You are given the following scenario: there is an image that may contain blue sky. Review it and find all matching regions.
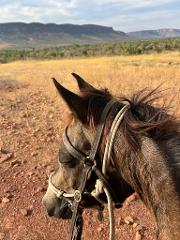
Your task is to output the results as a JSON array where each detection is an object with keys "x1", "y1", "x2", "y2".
[{"x1": 0, "y1": 0, "x2": 179, "y2": 31}]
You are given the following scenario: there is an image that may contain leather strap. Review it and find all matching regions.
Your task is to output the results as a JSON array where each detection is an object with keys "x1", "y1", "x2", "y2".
[
  {"x1": 68, "y1": 165, "x2": 92, "y2": 240},
  {"x1": 64, "y1": 99, "x2": 117, "y2": 240},
  {"x1": 89, "y1": 99, "x2": 117, "y2": 161},
  {"x1": 63, "y1": 127, "x2": 86, "y2": 161},
  {"x1": 62, "y1": 99, "x2": 117, "y2": 163}
]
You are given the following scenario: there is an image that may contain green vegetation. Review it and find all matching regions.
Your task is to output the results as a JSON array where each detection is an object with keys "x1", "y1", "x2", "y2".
[{"x1": 0, "y1": 38, "x2": 180, "y2": 63}]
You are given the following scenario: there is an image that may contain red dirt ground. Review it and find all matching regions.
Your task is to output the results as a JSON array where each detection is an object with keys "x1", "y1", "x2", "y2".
[{"x1": 0, "y1": 81, "x2": 157, "y2": 240}]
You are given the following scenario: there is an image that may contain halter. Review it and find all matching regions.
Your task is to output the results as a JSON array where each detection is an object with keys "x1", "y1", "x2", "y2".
[{"x1": 48, "y1": 99, "x2": 129, "y2": 240}]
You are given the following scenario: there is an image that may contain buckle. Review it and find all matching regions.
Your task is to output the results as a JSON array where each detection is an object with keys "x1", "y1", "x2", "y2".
[
  {"x1": 84, "y1": 156, "x2": 95, "y2": 167},
  {"x1": 74, "y1": 190, "x2": 82, "y2": 202}
]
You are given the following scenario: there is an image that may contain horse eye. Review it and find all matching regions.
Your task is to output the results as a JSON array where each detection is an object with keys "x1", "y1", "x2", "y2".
[
  {"x1": 62, "y1": 160, "x2": 76, "y2": 168},
  {"x1": 59, "y1": 152, "x2": 76, "y2": 168}
]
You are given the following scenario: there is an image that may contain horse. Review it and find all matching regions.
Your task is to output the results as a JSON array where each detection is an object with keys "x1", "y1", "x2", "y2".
[{"x1": 42, "y1": 73, "x2": 180, "y2": 240}]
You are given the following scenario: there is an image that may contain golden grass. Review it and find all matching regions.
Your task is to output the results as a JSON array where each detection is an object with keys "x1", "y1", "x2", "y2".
[{"x1": 0, "y1": 52, "x2": 179, "y2": 112}]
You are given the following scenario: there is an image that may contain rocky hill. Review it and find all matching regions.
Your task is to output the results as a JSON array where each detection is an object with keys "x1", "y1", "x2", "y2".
[
  {"x1": 127, "y1": 28, "x2": 180, "y2": 39},
  {"x1": 0, "y1": 22, "x2": 127, "y2": 48},
  {"x1": 0, "y1": 23, "x2": 179, "y2": 49}
]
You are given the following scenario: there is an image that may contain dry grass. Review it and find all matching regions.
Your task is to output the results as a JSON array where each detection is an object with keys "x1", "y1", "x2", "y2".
[
  {"x1": 0, "y1": 51, "x2": 179, "y2": 240},
  {"x1": 0, "y1": 51, "x2": 179, "y2": 114}
]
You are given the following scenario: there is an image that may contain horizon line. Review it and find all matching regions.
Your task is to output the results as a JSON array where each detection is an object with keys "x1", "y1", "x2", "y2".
[{"x1": 0, "y1": 21, "x2": 179, "y2": 33}]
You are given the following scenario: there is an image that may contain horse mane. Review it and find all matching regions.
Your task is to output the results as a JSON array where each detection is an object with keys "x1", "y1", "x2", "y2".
[
  {"x1": 120, "y1": 89, "x2": 179, "y2": 151},
  {"x1": 79, "y1": 87, "x2": 179, "y2": 152}
]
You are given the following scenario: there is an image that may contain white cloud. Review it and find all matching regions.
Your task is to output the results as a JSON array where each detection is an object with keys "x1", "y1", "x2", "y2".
[
  {"x1": 100, "y1": 9, "x2": 180, "y2": 31},
  {"x1": 0, "y1": 0, "x2": 179, "y2": 31},
  {"x1": 94, "y1": 0, "x2": 176, "y2": 8},
  {"x1": 0, "y1": 1, "x2": 78, "y2": 22},
  {"x1": 96, "y1": 0, "x2": 175, "y2": 6}
]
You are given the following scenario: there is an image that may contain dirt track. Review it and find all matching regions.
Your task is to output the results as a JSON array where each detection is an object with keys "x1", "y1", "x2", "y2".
[{"x1": 0, "y1": 80, "x2": 157, "y2": 240}]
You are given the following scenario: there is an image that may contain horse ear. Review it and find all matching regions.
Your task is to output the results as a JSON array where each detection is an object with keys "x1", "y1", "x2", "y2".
[
  {"x1": 71, "y1": 72, "x2": 96, "y2": 91},
  {"x1": 52, "y1": 78, "x2": 87, "y2": 122}
]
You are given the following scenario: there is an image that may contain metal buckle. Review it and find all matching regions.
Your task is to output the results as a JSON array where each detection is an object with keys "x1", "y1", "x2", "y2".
[
  {"x1": 84, "y1": 156, "x2": 95, "y2": 167},
  {"x1": 74, "y1": 190, "x2": 82, "y2": 202}
]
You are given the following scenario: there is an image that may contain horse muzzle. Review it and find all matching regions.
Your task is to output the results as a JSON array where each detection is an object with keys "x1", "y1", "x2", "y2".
[{"x1": 43, "y1": 196, "x2": 73, "y2": 219}]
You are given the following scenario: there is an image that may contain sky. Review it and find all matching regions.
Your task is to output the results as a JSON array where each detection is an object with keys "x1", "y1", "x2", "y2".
[{"x1": 0, "y1": 0, "x2": 180, "y2": 32}]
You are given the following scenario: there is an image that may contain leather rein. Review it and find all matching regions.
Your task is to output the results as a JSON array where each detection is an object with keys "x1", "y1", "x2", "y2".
[{"x1": 48, "y1": 99, "x2": 129, "y2": 240}]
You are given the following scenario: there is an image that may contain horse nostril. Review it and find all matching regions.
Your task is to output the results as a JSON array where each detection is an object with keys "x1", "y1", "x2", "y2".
[{"x1": 47, "y1": 208, "x2": 55, "y2": 217}]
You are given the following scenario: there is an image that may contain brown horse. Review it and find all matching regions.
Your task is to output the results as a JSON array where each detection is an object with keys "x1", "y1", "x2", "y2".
[{"x1": 42, "y1": 73, "x2": 180, "y2": 240}]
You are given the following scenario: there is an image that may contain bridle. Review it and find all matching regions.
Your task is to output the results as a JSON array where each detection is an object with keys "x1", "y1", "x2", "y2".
[{"x1": 48, "y1": 99, "x2": 129, "y2": 240}]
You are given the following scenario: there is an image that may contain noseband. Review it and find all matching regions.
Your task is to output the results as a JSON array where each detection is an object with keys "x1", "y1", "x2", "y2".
[{"x1": 48, "y1": 100, "x2": 129, "y2": 240}]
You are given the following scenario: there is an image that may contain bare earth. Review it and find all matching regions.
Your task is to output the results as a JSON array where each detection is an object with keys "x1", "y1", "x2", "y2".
[{"x1": 0, "y1": 79, "x2": 159, "y2": 240}]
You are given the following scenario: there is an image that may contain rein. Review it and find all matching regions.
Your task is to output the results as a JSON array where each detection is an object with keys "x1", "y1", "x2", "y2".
[{"x1": 48, "y1": 100, "x2": 129, "y2": 240}]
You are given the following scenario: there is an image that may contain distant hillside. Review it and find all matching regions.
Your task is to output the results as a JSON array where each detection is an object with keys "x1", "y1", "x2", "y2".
[
  {"x1": 0, "y1": 23, "x2": 180, "y2": 49},
  {"x1": 0, "y1": 22, "x2": 127, "y2": 48},
  {"x1": 128, "y1": 29, "x2": 180, "y2": 39}
]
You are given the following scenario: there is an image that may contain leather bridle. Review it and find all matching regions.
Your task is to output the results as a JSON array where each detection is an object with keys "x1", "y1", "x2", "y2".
[{"x1": 48, "y1": 99, "x2": 129, "y2": 240}]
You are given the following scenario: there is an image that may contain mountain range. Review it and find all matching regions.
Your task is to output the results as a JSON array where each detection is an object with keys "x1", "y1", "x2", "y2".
[
  {"x1": 128, "y1": 28, "x2": 180, "y2": 39},
  {"x1": 0, "y1": 22, "x2": 180, "y2": 49}
]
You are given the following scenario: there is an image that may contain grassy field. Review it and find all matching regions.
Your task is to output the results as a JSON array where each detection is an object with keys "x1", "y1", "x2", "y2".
[
  {"x1": 0, "y1": 52, "x2": 179, "y2": 88},
  {"x1": 0, "y1": 51, "x2": 179, "y2": 113}
]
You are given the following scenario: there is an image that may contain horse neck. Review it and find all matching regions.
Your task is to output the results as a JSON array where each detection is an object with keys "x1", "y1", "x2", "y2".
[{"x1": 112, "y1": 132, "x2": 180, "y2": 240}]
